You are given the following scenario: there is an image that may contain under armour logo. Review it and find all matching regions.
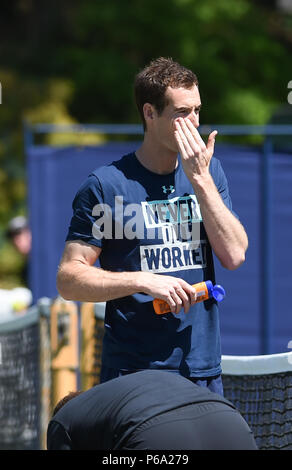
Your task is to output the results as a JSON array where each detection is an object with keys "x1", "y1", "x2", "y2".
[{"x1": 162, "y1": 185, "x2": 175, "y2": 194}]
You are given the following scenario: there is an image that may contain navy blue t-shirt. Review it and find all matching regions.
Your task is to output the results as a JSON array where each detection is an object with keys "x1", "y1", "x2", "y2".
[{"x1": 66, "y1": 152, "x2": 234, "y2": 377}]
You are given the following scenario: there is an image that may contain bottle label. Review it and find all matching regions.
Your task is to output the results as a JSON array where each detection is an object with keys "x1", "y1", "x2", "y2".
[
  {"x1": 196, "y1": 289, "x2": 208, "y2": 300},
  {"x1": 194, "y1": 282, "x2": 209, "y2": 302}
]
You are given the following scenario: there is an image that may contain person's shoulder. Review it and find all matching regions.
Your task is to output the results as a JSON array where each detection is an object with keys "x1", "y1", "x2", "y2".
[
  {"x1": 91, "y1": 152, "x2": 134, "y2": 179},
  {"x1": 74, "y1": 153, "x2": 134, "y2": 195}
]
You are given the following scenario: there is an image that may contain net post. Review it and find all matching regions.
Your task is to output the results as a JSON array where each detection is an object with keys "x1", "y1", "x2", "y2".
[
  {"x1": 80, "y1": 302, "x2": 97, "y2": 390},
  {"x1": 80, "y1": 302, "x2": 105, "y2": 389},
  {"x1": 50, "y1": 297, "x2": 79, "y2": 411},
  {"x1": 37, "y1": 297, "x2": 52, "y2": 450}
]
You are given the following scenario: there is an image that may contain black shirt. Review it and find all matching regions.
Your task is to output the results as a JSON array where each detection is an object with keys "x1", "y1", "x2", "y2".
[{"x1": 47, "y1": 370, "x2": 235, "y2": 450}]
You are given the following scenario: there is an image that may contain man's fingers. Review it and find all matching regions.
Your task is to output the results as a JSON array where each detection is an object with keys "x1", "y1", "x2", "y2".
[
  {"x1": 174, "y1": 121, "x2": 194, "y2": 156},
  {"x1": 179, "y1": 279, "x2": 197, "y2": 305},
  {"x1": 167, "y1": 283, "x2": 192, "y2": 314},
  {"x1": 175, "y1": 280, "x2": 197, "y2": 313},
  {"x1": 206, "y1": 130, "x2": 218, "y2": 154},
  {"x1": 174, "y1": 130, "x2": 187, "y2": 156},
  {"x1": 150, "y1": 274, "x2": 197, "y2": 314},
  {"x1": 184, "y1": 118, "x2": 206, "y2": 151},
  {"x1": 169, "y1": 287, "x2": 183, "y2": 314},
  {"x1": 176, "y1": 119, "x2": 201, "y2": 155},
  {"x1": 175, "y1": 286, "x2": 191, "y2": 314}
]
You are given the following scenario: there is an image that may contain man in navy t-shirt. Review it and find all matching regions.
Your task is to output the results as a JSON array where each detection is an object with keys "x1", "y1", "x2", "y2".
[{"x1": 57, "y1": 57, "x2": 248, "y2": 394}]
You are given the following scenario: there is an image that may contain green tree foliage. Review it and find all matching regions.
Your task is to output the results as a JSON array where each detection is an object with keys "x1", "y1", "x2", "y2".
[
  {"x1": 0, "y1": 0, "x2": 291, "y2": 286},
  {"x1": 45, "y1": 0, "x2": 291, "y2": 126}
]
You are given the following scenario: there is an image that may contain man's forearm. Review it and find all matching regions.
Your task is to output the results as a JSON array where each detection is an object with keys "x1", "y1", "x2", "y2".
[
  {"x1": 57, "y1": 259, "x2": 198, "y2": 313},
  {"x1": 57, "y1": 262, "x2": 141, "y2": 302},
  {"x1": 193, "y1": 174, "x2": 248, "y2": 270},
  {"x1": 174, "y1": 117, "x2": 247, "y2": 270}
]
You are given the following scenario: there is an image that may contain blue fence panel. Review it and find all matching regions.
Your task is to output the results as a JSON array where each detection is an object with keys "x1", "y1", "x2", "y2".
[
  {"x1": 272, "y1": 150, "x2": 292, "y2": 354},
  {"x1": 213, "y1": 144, "x2": 262, "y2": 355}
]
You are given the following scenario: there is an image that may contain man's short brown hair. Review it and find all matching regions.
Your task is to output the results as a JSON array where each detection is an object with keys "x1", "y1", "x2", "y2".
[
  {"x1": 52, "y1": 391, "x2": 83, "y2": 416},
  {"x1": 134, "y1": 57, "x2": 199, "y2": 130}
]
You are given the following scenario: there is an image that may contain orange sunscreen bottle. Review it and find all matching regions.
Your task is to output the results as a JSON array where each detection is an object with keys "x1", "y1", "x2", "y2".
[{"x1": 153, "y1": 280, "x2": 225, "y2": 315}]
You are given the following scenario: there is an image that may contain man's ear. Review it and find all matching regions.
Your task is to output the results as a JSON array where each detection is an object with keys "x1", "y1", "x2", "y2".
[{"x1": 143, "y1": 103, "x2": 155, "y2": 123}]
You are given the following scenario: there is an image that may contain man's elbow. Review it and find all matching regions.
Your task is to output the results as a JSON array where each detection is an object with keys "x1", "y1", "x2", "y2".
[
  {"x1": 221, "y1": 249, "x2": 246, "y2": 271},
  {"x1": 56, "y1": 266, "x2": 74, "y2": 300}
]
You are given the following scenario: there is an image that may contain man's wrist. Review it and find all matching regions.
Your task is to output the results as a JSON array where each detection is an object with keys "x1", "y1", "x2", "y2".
[
  {"x1": 190, "y1": 172, "x2": 215, "y2": 195},
  {"x1": 126, "y1": 271, "x2": 146, "y2": 294}
]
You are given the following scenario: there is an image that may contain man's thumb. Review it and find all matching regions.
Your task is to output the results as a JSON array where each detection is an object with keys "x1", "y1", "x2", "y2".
[{"x1": 207, "y1": 130, "x2": 218, "y2": 153}]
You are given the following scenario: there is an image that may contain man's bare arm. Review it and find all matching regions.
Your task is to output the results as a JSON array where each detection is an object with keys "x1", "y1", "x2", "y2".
[
  {"x1": 192, "y1": 175, "x2": 248, "y2": 270},
  {"x1": 174, "y1": 118, "x2": 248, "y2": 270},
  {"x1": 57, "y1": 240, "x2": 197, "y2": 313}
]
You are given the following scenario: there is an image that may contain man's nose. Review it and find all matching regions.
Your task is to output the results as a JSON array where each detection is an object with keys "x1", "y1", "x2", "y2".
[{"x1": 189, "y1": 111, "x2": 200, "y2": 128}]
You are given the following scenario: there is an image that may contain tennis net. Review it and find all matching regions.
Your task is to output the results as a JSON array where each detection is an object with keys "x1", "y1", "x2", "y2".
[
  {"x1": 89, "y1": 304, "x2": 292, "y2": 450},
  {"x1": 0, "y1": 299, "x2": 51, "y2": 450},
  {"x1": 221, "y1": 352, "x2": 292, "y2": 450}
]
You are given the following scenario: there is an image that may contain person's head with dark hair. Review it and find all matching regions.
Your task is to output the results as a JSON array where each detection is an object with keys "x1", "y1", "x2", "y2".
[
  {"x1": 134, "y1": 57, "x2": 199, "y2": 132},
  {"x1": 53, "y1": 391, "x2": 83, "y2": 416}
]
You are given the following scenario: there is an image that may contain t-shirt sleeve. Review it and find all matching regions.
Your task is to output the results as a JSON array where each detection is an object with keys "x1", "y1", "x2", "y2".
[
  {"x1": 65, "y1": 174, "x2": 105, "y2": 248},
  {"x1": 210, "y1": 158, "x2": 239, "y2": 219},
  {"x1": 47, "y1": 420, "x2": 72, "y2": 450}
]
